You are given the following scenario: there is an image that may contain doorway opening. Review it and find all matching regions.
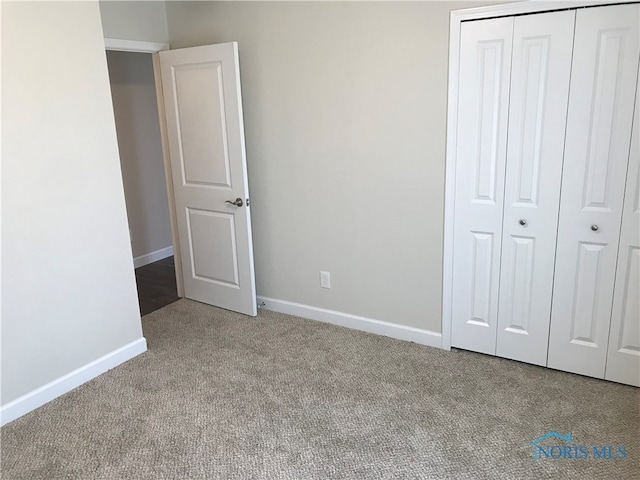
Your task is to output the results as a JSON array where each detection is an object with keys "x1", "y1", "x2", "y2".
[{"x1": 106, "y1": 48, "x2": 178, "y2": 315}]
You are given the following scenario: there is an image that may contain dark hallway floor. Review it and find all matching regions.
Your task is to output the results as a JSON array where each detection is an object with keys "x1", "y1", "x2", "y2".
[{"x1": 135, "y1": 256, "x2": 180, "y2": 316}]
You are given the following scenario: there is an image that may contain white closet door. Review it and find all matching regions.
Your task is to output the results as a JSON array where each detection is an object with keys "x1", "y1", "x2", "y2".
[
  {"x1": 451, "y1": 17, "x2": 514, "y2": 354},
  {"x1": 547, "y1": 4, "x2": 640, "y2": 378},
  {"x1": 495, "y1": 11, "x2": 575, "y2": 366},
  {"x1": 605, "y1": 83, "x2": 640, "y2": 387}
]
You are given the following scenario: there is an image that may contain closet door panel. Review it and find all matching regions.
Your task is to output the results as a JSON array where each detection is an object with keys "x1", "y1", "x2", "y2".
[
  {"x1": 451, "y1": 17, "x2": 514, "y2": 354},
  {"x1": 496, "y1": 11, "x2": 575, "y2": 366},
  {"x1": 548, "y1": 4, "x2": 640, "y2": 378},
  {"x1": 605, "y1": 84, "x2": 640, "y2": 387}
]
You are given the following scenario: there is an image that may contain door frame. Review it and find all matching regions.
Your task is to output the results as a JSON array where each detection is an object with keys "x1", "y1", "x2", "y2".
[
  {"x1": 104, "y1": 37, "x2": 185, "y2": 297},
  {"x1": 441, "y1": 0, "x2": 636, "y2": 350}
]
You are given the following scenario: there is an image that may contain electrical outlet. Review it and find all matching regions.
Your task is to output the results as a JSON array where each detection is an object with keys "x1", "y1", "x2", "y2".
[{"x1": 320, "y1": 271, "x2": 331, "y2": 289}]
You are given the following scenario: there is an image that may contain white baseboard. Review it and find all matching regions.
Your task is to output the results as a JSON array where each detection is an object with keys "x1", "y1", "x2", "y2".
[
  {"x1": 257, "y1": 296, "x2": 442, "y2": 349},
  {"x1": 133, "y1": 246, "x2": 173, "y2": 269},
  {"x1": 0, "y1": 337, "x2": 147, "y2": 426}
]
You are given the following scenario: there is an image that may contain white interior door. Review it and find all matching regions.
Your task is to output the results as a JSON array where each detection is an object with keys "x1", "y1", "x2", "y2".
[
  {"x1": 547, "y1": 4, "x2": 640, "y2": 378},
  {"x1": 495, "y1": 10, "x2": 575, "y2": 366},
  {"x1": 605, "y1": 82, "x2": 640, "y2": 387},
  {"x1": 158, "y1": 42, "x2": 257, "y2": 316},
  {"x1": 451, "y1": 17, "x2": 514, "y2": 355}
]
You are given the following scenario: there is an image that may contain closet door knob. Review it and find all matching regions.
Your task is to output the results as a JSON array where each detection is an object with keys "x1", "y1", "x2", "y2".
[
  {"x1": 591, "y1": 224, "x2": 599, "y2": 231},
  {"x1": 519, "y1": 219, "x2": 527, "y2": 226}
]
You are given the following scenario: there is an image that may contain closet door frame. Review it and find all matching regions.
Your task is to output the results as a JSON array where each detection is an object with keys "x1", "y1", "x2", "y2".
[{"x1": 442, "y1": 0, "x2": 638, "y2": 350}]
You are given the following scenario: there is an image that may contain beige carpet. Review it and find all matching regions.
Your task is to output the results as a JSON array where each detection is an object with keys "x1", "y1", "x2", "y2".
[{"x1": 1, "y1": 299, "x2": 639, "y2": 479}]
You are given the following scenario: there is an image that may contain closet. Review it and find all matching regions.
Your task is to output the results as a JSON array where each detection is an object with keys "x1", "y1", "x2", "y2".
[{"x1": 449, "y1": 3, "x2": 639, "y2": 386}]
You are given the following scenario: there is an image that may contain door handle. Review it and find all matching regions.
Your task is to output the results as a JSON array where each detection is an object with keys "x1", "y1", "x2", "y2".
[{"x1": 225, "y1": 198, "x2": 244, "y2": 207}]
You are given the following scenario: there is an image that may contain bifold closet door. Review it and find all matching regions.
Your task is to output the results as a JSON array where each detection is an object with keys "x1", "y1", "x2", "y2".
[
  {"x1": 495, "y1": 10, "x2": 575, "y2": 366},
  {"x1": 547, "y1": 4, "x2": 640, "y2": 379},
  {"x1": 605, "y1": 84, "x2": 640, "y2": 387},
  {"x1": 451, "y1": 12, "x2": 576, "y2": 358},
  {"x1": 450, "y1": 17, "x2": 514, "y2": 354}
]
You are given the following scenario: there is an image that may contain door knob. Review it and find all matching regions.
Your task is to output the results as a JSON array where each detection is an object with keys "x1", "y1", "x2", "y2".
[
  {"x1": 591, "y1": 224, "x2": 599, "y2": 231},
  {"x1": 225, "y1": 197, "x2": 244, "y2": 207},
  {"x1": 519, "y1": 219, "x2": 527, "y2": 226}
]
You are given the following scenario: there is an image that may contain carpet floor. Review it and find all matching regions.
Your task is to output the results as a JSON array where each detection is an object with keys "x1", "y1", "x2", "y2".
[{"x1": 1, "y1": 299, "x2": 639, "y2": 479}]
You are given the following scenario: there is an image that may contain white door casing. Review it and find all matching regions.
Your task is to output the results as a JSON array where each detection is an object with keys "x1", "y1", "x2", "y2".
[
  {"x1": 450, "y1": 17, "x2": 514, "y2": 355},
  {"x1": 159, "y1": 43, "x2": 257, "y2": 316},
  {"x1": 547, "y1": 4, "x2": 640, "y2": 378},
  {"x1": 605, "y1": 80, "x2": 640, "y2": 387},
  {"x1": 495, "y1": 11, "x2": 575, "y2": 366}
]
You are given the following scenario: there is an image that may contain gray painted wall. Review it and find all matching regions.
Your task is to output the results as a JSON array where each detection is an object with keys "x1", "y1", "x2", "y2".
[
  {"x1": 99, "y1": 0, "x2": 169, "y2": 43},
  {"x1": 2, "y1": 1, "x2": 144, "y2": 404},
  {"x1": 165, "y1": 1, "x2": 483, "y2": 332},
  {"x1": 107, "y1": 51, "x2": 173, "y2": 260}
]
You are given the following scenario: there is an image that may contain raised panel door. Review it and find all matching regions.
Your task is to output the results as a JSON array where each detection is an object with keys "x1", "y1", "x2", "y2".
[
  {"x1": 547, "y1": 4, "x2": 640, "y2": 378},
  {"x1": 605, "y1": 81, "x2": 640, "y2": 387},
  {"x1": 159, "y1": 43, "x2": 257, "y2": 316},
  {"x1": 451, "y1": 17, "x2": 514, "y2": 354},
  {"x1": 496, "y1": 11, "x2": 575, "y2": 366}
]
